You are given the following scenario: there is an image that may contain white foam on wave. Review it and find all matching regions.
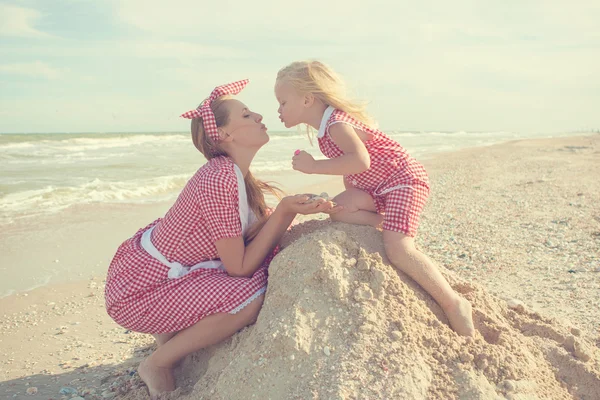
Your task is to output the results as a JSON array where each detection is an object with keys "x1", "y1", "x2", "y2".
[
  {"x1": 0, "y1": 141, "x2": 37, "y2": 150},
  {"x1": 0, "y1": 134, "x2": 187, "y2": 154},
  {"x1": 57, "y1": 134, "x2": 187, "y2": 151},
  {"x1": 0, "y1": 173, "x2": 191, "y2": 222}
]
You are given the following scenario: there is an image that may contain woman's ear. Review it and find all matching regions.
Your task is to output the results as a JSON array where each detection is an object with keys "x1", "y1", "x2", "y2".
[{"x1": 218, "y1": 128, "x2": 233, "y2": 142}]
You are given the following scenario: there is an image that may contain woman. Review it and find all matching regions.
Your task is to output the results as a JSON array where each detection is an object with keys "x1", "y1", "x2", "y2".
[{"x1": 104, "y1": 80, "x2": 335, "y2": 397}]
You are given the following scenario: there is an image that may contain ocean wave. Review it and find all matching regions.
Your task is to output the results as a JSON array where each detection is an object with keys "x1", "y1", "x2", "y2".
[
  {"x1": 0, "y1": 134, "x2": 189, "y2": 154},
  {"x1": 250, "y1": 160, "x2": 293, "y2": 173},
  {"x1": 266, "y1": 134, "x2": 305, "y2": 142},
  {"x1": 0, "y1": 174, "x2": 191, "y2": 220},
  {"x1": 1, "y1": 152, "x2": 126, "y2": 165},
  {"x1": 0, "y1": 141, "x2": 37, "y2": 150},
  {"x1": 57, "y1": 134, "x2": 187, "y2": 151}
]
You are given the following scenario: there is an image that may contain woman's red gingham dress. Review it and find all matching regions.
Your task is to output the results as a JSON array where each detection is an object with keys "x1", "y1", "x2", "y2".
[
  {"x1": 317, "y1": 107, "x2": 430, "y2": 237},
  {"x1": 104, "y1": 156, "x2": 270, "y2": 334}
]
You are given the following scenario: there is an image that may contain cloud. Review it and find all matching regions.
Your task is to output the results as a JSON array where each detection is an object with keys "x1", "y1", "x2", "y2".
[
  {"x1": 0, "y1": 61, "x2": 62, "y2": 79},
  {"x1": 112, "y1": 0, "x2": 415, "y2": 42},
  {"x1": 1, "y1": 1, "x2": 598, "y2": 133},
  {"x1": 117, "y1": 40, "x2": 249, "y2": 60},
  {"x1": 112, "y1": 0, "x2": 600, "y2": 47},
  {"x1": 0, "y1": 4, "x2": 49, "y2": 38}
]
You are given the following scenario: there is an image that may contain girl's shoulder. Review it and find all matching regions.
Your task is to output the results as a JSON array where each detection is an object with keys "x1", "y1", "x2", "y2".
[
  {"x1": 329, "y1": 108, "x2": 353, "y2": 123},
  {"x1": 329, "y1": 109, "x2": 375, "y2": 131},
  {"x1": 327, "y1": 109, "x2": 378, "y2": 140}
]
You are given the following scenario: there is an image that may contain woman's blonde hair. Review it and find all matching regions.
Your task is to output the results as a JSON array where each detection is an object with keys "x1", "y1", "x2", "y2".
[
  {"x1": 191, "y1": 96, "x2": 283, "y2": 243},
  {"x1": 276, "y1": 60, "x2": 375, "y2": 128}
]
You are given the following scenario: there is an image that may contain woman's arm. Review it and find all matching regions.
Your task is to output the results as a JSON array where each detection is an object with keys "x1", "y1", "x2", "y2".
[{"x1": 216, "y1": 196, "x2": 334, "y2": 278}]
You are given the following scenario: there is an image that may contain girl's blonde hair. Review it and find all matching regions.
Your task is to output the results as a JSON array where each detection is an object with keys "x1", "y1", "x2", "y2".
[
  {"x1": 276, "y1": 60, "x2": 375, "y2": 127},
  {"x1": 191, "y1": 96, "x2": 283, "y2": 243}
]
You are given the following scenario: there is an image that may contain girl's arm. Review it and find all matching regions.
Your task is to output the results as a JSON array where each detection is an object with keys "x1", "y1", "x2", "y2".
[
  {"x1": 343, "y1": 176, "x2": 354, "y2": 189},
  {"x1": 293, "y1": 123, "x2": 370, "y2": 176},
  {"x1": 216, "y1": 196, "x2": 334, "y2": 278}
]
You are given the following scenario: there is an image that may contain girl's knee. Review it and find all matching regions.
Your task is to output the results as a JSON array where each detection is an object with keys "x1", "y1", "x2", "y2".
[
  {"x1": 332, "y1": 192, "x2": 358, "y2": 212},
  {"x1": 333, "y1": 188, "x2": 375, "y2": 213},
  {"x1": 383, "y1": 235, "x2": 415, "y2": 264},
  {"x1": 385, "y1": 245, "x2": 409, "y2": 264}
]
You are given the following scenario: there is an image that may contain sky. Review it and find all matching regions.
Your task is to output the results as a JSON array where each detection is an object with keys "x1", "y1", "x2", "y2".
[{"x1": 0, "y1": 0, "x2": 599, "y2": 134}]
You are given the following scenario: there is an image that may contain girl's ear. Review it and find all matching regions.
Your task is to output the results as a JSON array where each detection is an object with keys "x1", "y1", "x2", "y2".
[{"x1": 304, "y1": 92, "x2": 315, "y2": 107}]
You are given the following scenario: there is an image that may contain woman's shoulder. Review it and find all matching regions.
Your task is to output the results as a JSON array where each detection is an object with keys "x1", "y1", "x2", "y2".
[
  {"x1": 194, "y1": 156, "x2": 237, "y2": 191},
  {"x1": 197, "y1": 156, "x2": 235, "y2": 175}
]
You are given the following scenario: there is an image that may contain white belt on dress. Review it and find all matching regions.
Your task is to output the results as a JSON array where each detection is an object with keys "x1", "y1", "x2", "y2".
[{"x1": 141, "y1": 225, "x2": 224, "y2": 279}]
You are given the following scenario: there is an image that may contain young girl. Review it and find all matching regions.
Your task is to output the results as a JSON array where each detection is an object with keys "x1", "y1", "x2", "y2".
[
  {"x1": 275, "y1": 62, "x2": 475, "y2": 336},
  {"x1": 105, "y1": 80, "x2": 335, "y2": 397}
]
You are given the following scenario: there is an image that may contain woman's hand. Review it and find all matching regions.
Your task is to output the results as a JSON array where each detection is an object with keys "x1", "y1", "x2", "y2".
[{"x1": 277, "y1": 194, "x2": 341, "y2": 215}]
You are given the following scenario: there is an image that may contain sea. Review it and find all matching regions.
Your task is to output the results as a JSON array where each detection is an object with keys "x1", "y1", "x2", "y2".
[{"x1": 0, "y1": 129, "x2": 585, "y2": 225}]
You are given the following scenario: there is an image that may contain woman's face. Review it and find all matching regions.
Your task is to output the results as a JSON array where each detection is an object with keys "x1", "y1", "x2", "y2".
[{"x1": 220, "y1": 99, "x2": 269, "y2": 148}]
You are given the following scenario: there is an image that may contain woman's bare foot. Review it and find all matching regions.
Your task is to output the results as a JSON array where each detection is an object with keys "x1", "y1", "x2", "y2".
[
  {"x1": 444, "y1": 296, "x2": 475, "y2": 336},
  {"x1": 152, "y1": 332, "x2": 176, "y2": 347},
  {"x1": 138, "y1": 356, "x2": 175, "y2": 399},
  {"x1": 151, "y1": 333, "x2": 186, "y2": 368}
]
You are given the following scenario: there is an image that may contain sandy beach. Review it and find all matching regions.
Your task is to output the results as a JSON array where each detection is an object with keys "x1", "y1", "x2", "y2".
[{"x1": 1, "y1": 135, "x2": 599, "y2": 399}]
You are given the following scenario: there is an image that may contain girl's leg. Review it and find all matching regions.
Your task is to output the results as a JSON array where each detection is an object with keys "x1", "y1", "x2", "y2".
[
  {"x1": 329, "y1": 188, "x2": 383, "y2": 228},
  {"x1": 139, "y1": 294, "x2": 264, "y2": 398},
  {"x1": 383, "y1": 230, "x2": 474, "y2": 336}
]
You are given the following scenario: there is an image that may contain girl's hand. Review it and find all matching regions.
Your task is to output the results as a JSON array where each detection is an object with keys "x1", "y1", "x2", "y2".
[
  {"x1": 292, "y1": 151, "x2": 316, "y2": 174},
  {"x1": 278, "y1": 194, "x2": 337, "y2": 215}
]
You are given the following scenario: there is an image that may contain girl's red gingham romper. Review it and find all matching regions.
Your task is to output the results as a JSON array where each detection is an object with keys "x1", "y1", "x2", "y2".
[
  {"x1": 317, "y1": 107, "x2": 430, "y2": 237},
  {"x1": 104, "y1": 156, "x2": 270, "y2": 334}
]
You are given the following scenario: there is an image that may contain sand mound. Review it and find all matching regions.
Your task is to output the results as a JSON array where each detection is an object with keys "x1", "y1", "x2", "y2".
[{"x1": 127, "y1": 221, "x2": 600, "y2": 400}]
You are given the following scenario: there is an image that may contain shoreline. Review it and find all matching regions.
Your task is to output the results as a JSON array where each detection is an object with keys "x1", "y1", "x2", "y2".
[{"x1": 1, "y1": 134, "x2": 599, "y2": 399}]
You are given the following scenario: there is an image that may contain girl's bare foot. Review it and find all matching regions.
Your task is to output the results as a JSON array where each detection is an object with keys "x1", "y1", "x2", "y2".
[
  {"x1": 138, "y1": 356, "x2": 175, "y2": 399},
  {"x1": 444, "y1": 296, "x2": 475, "y2": 336}
]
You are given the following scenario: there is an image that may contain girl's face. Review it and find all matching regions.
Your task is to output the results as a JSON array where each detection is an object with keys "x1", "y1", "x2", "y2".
[
  {"x1": 275, "y1": 80, "x2": 306, "y2": 128},
  {"x1": 221, "y1": 99, "x2": 269, "y2": 148}
]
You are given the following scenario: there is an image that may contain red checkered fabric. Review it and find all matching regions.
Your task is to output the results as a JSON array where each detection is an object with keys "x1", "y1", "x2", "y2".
[
  {"x1": 180, "y1": 79, "x2": 249, "y2": 143},
  {"x1": 104, "y1": 156, "x2": 271, "y2": 334},
  {"x1": 318, "y1": 109, "x2": 430, "y2": 236},
  {"x1": 372, "y1": 180, "x2": 430, "y2": 236}
]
